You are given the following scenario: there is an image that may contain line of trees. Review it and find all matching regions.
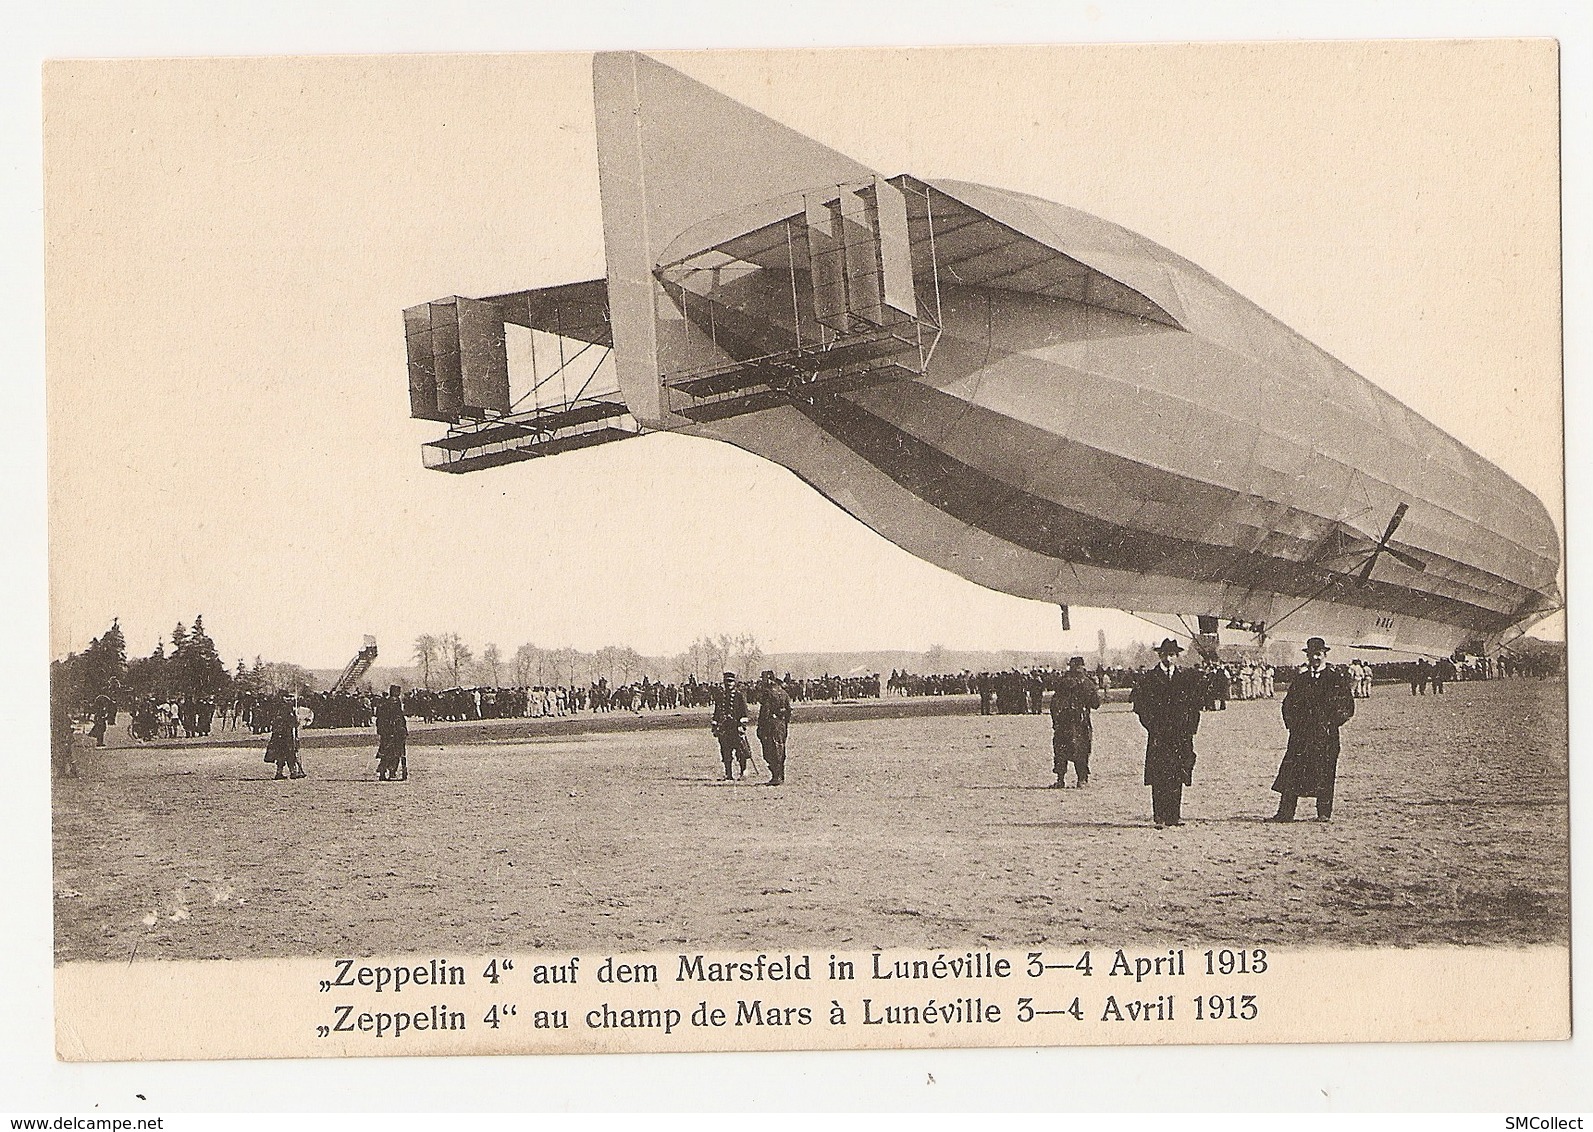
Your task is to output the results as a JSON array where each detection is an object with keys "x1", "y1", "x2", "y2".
[
  {"x1": 51, "y1": 616, "x2": 324, "y2": 711},
  {"x1": 54, "y1": 618, "x2": 772, "y2": 710},
  {"x1": 680, "y1": 633, "x2": 764, "y2": 682},
  {"x1": 407, "y1": 631, "x2": 765, "y2": 690},
  {"x1": 53, "y1": 616, "x2": 237, "y2": 709},
  {"x1": 235, "y1": 657, "x2": 320, "y2": 697}
]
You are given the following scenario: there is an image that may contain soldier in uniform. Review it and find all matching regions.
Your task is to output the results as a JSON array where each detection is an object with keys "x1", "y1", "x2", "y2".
[
  {"x1": 1049, "y1": 656, "x2": 1101, "y2": 788},
  {"x1": 1269, "y1": 637, "x2": 1355, "y2": 821},
  {"x1": 374, "y1": 684, "x2": 408, "y2": 781},
  {"x1": 755, "y1": 670, "x2": 793, "y2": 786},
  {"x1": 1131, "y1": 638, "x2": 1202, "y2": 828},
  {"x1": 710, "y1": 671, "x2": 753, "y2": 780}
]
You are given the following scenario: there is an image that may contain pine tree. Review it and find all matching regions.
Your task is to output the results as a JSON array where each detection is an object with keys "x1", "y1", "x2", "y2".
[
  {"x1": 77, "y1": 618, "x2": 128, "y2": 705},
  {"x1": 172, "y1": 614, "x2": 229, "y2": 697},
  {"x1": 125, "y1": 638, "x2": 168, "y2": 701}
]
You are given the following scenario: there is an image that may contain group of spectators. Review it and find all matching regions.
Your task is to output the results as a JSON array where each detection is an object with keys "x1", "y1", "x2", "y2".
[
  {"x1": 267, "y1": 672, "x2": 885, "y2": 728},
  {"x1": 955, "y1": 664, "x2": 1277, "y2": 717},
  {"x1": 886, "y1": 666, "x2": 1151, "y2": 699},
  {"x1": 86, "y1": 645, "x2": 1562, "y2": 747},
  {"x1": 349, "y1": 673, "x2": 889, "y2": 723},
  {"x1": 785, "y1": 673, "x2": 883, "y2": 701},
  {"x1": 1386, "y1": 652, "x2": 1553, "y2": 687},
  {"x1": 121, "y1": 694, "x2": 218, "y2": 741},
  {"x1": 886, "y1": 671, "x2": 975, "y2": 697},
  {"x1": 1196, "y1": 662, "x2": 1279, "y2": 708}
]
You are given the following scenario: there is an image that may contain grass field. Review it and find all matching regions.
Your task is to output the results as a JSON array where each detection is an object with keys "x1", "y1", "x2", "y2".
[{"x1": 52, "y1": 678, "x2": 1568, "y2": 961}]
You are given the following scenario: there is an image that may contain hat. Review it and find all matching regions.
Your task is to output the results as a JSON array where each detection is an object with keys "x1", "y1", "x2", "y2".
[
  {"x1": 760, "y1": 669, "x2": 776, "y2": 679},
  {"x1": 1303, "y1": 637, "x2": 1330, "y2": 654},
  {"x1": 722, "y1": 670, "x2": 737, "y2": 679},
  {"x1": 1068, "y1": 656, "x2": 1086, "y2": 668},
  {"x1": 1154, "y1": 638, "x2": 1184, "y2": 656},
  {"x1": 389, "y1": 684, "x2": 402, "y2": 696}
]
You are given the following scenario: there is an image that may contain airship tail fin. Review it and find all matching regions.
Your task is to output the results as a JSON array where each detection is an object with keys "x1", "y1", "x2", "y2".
[{"x1": 593, "y1": 51, "x2": 876, "y2": 426}]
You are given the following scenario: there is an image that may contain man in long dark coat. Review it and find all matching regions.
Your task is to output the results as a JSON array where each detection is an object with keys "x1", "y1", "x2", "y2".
[
  {"x1": 710, "y1": 671, "x2": 752, "y2": 780},
  {"x1": 89, "y1": 693, "x2": 114, "y2": 747},
  {"x1": 1270, "y1": 637, "x2": 1355, "y2": 821},
  {"x1": 374, "y1": 685, "x2": 408, "y2": 781},
  {"x1": 1050, "y1": 656, "x2": 1101, "y2": 788},
  {"x1": 1132, "y1": 638, "x2": 1202, "y2": 827},
  {"x1": 266, "y1": 692, "x2": 305, "y2": 780},
  {"x1": 755, "y1": 670, "x2": 793, "y2": 786}
]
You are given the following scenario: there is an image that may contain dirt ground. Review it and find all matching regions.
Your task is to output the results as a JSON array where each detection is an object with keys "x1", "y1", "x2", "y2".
[{"x1": 52, "y1": 678, "x2": 1568, "y2": 962}]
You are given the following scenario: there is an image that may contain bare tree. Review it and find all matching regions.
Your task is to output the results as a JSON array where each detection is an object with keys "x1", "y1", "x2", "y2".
[
  {"x1": 439, "y1": 633, "x2": 473, "y2": 687},
  {"x1": 548, "y1": 646, "x2": 581, "y2": 687},
  {"x1": 729, "y1": 632, "x2": 763, "y2": 679},
  {"x1": 687, "y1": 635, "x2": 727, "y2": 680},
  {"x1": 412, "y1": 634, "x2": 440, "y2": 690},
  {"x1": 257, "y1": 661, "x2": 318, "y2": 695},
  {"x1": 680, "y1": 638, "x2": 709, "y2": 681},
  {"x1": 512, "y1": 643, "x2": 539, "y2": 687},
  {"x1": 480, "y1": 642, "x2": 503, "y2": 686}
]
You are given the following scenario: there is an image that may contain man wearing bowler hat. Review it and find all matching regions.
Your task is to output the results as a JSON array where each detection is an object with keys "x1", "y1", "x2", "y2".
[
  {"x1": 1132, "y1": 638, "x2": 1203, "y2": 827},
  {"x1": 1050, "y1": 656, "x2": 1101, "y2": 788},
  {"x1": 1269, "y1": 636, "x2": 1355, "y2": 821}
]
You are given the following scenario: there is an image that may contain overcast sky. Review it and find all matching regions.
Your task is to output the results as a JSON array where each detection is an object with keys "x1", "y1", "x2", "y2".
[{"x1": 44, "y1": 42, "x2": 1563, "y2": 668}]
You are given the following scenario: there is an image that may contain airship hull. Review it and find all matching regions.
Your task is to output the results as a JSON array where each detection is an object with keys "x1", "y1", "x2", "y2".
[{"x1": 680, "y1": 262, "x2": 1559, "y2": 657}]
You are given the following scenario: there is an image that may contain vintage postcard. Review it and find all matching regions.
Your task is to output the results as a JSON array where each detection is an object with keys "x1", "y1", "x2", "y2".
[{"x1": 44, "y1": 41, "x2": 1566, "y2": 1061}]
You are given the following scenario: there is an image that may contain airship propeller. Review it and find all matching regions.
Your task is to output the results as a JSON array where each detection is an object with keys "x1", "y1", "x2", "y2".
[{"x1": 1355, "y1": 503, "x2": 1427, "y2": 586}]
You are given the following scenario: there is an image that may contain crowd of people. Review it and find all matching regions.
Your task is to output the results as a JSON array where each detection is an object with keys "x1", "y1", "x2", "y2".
[
  {"x1": 101, "y1": 649, "x2": 1550, "y2": 740},
  {"x1": 1380, "y1": 653, "x2": 1547, "y2": 693},
  {"x1": 879, "y1": 663, "x2": 1281, "y2": 717},
  {"x1": 82, "y1": 692, "x2": 221, "y2": 745},
  {"x1": 261, "y1": 672, "x2": 891, "y2": 729}
]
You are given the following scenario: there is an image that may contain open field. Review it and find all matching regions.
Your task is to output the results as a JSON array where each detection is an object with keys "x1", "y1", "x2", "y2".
[{"x1": 53, "y1": 678, "x2": 1567, "y2": 961}]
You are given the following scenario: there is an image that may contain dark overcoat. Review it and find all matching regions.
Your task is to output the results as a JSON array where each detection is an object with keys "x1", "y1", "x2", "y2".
[
  {"x1": 1272, "y1": 664, "x2": 1355, "y2": 796},
  {"x1": 374, "y1": 696, "x2": 408, "y2": 768},
  {"x1": 1049, "y1": 671, "x2": 1101, "y2": 756},
  {"x1": 266, "y1": 701, "x2": 300, "y2": 763},
  {"x1": 1132, "y1": 665, "x2": 1201, "y2": 787},
  {"x1": 756, "y1": 684, "x2": 792, "y2": 742},
  {"x1": 710, "y1": 686, "x2": 749, "y2": 736}
]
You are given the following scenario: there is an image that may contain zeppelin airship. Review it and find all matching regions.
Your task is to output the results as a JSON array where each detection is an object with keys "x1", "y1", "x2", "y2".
[{"x1": 402, "y1": 52, "x2": 1561, "y2": 659}]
